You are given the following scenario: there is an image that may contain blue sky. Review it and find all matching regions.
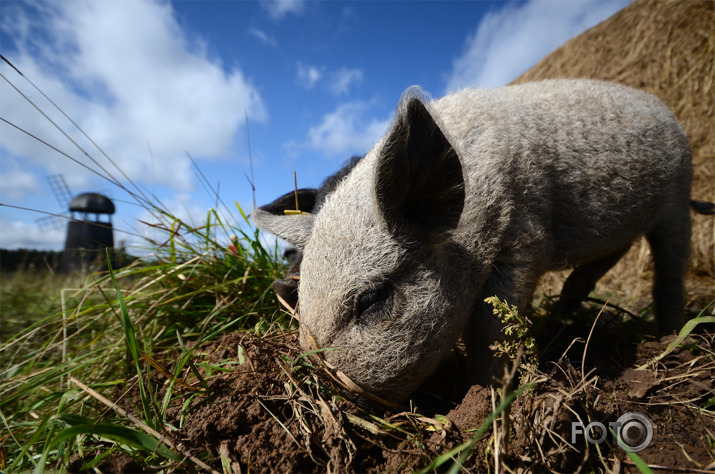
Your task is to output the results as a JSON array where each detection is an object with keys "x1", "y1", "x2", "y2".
[{"x1": 0, "y1": 0, "x2": 630, "y2": 254}]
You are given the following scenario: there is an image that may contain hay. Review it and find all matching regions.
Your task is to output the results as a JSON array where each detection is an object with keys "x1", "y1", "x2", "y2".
[{"x1": 512, "y1": 0, "x2": 715, "y2": 305}]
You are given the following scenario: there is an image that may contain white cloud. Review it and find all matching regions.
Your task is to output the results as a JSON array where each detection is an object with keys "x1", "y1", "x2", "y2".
[
  {"x1": 306, "y1": 101, "x2": 391, "y2": 157},
  {"x1": 0, "y1": 162, "x2": 41, "y2": 200},
  {"x1": 0, "y1": 0, "x2": 266, "y2": 193},
  {"x1": 330, "y1": 68, "x2": 364, "y2": 96},
  {"x1": 261, "y1": 0, "x2": 306, "y2": 20},
  {"x1": 445, "y1": 0, "x2": 631, "y2": 92},
  {"x1": 0, "y1": 219, "x2": 65, "y2": 250},
  {"x1": 297, "y1": 63, "x2": 323, "y2": 89},
  {"x1": 247, "y1": 26, "x2": 278, "y2": 47},
  {"x1": 296, "y1": 65, "x2": 364, "y2": 95}
]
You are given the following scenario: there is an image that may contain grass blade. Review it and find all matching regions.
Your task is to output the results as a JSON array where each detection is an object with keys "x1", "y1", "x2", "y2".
[
  {"x1": 50, "y1": 423, "x2": 181, "y2": 461},
  {"x1": 106, "y1": 254, "x2": 152, "y2": 425}
]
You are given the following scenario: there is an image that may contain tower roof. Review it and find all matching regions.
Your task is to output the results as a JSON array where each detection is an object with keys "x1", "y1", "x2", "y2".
[{"x1": 69, "y1": 193, "x2": 115, "y2": 214}]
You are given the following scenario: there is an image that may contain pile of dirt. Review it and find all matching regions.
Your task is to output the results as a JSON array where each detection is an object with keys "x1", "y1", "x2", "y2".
[
  {"x1": 166, "y1": 323, "x2": 713, "y2": 473},
  {"x1": 170, "y1": 331, "x2": 443, "y2": 472},
  {"x1": 174, "y1": 333, "x2": 325, "y2": 471},
  {"x1": 511, "y1": 0, "x2": 715, "y2": 308}
]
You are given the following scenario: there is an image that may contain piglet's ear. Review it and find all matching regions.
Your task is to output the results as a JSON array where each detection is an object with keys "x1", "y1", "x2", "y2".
[
  {"x1": 258, "y1": 188, "x2": 319, "y2": 215},
  {"x1": 251, "y1": 189, "x2": 319, "y2": 249},
  {"x1": 251, "y1": 209, "x2": 315, "y2": 249},
  {"x1": 375, "y1": 96, "x2": 465, "y2": 246}
]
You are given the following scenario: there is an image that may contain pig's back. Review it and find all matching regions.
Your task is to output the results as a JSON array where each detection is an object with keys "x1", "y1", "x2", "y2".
[{"x1": 433, "y1": 79, "x2": 691, "y2": 265}]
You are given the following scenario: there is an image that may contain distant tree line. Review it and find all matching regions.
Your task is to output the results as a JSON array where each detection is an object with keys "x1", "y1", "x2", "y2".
[
  {"x1": 0, "y1": 248, "x2": 138, "y2": 273},
  {"x1": 0, "y1": 249, "x2": 62, "y2": 273}
]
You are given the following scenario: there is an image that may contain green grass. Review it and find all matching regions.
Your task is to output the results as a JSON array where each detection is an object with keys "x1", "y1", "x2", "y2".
[
  {"x1": 0, "y1": 271, "x2": 91, "y2": 343},
  {"x1": 0, "y1": 208, "x2": 290, "y2": 471}
]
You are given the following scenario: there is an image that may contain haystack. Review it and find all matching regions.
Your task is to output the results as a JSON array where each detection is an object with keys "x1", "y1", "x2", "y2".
[{"x1": 512, "y1": 0, "x2": 714, "y2": 306}]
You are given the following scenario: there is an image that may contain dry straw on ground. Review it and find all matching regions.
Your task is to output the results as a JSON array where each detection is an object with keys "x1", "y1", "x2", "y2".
[{"x1": 513, "y1": 0, "x2": 715, "y2": 307}]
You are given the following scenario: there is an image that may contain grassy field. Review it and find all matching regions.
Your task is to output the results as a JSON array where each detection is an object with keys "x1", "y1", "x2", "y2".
[{"x1": 0, "y1": 210, "x2": 292, "y2": 471}]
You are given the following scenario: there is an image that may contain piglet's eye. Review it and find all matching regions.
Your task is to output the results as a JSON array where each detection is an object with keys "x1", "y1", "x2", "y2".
[{"x1": 355, "y1": 283, "x2": 392, "y2": 322}]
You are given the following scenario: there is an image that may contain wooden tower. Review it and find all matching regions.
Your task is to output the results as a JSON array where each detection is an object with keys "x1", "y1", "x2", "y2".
[{"x1": 60, "y1": 192, "x2": 116, "y2": 273}]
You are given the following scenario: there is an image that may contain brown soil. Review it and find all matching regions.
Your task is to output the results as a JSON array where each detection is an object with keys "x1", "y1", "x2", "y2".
[{"x1": 102, "y1": 316, "x2": 712, "y2": 473}]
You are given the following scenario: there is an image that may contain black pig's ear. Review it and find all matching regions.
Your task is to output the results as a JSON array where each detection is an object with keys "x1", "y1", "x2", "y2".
[
  {"x1": 259, "y1": 188, "x2": 319, "y2": 215},
  {"x1": 375, "y1": 96, "x2": 465, "y2": 246}
]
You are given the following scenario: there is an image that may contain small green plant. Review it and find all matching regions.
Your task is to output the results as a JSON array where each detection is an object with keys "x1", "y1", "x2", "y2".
[{"x1": 486, "y1": 296, "x2": 538, "y2": 371}]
